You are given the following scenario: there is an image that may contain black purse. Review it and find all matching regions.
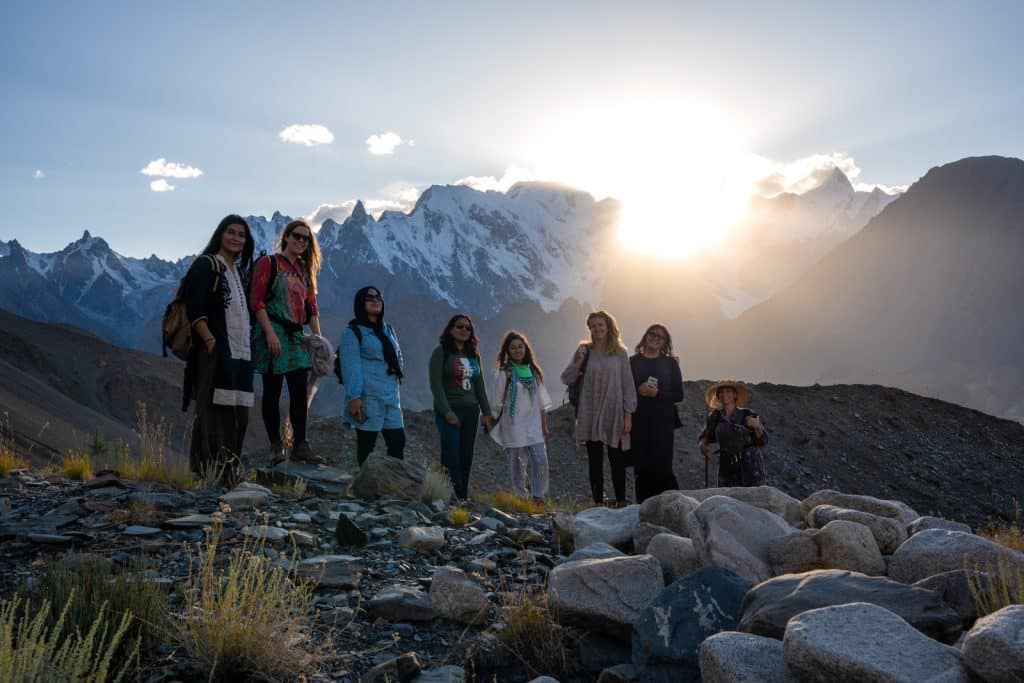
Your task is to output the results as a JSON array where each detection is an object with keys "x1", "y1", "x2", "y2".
[{"x1": 567, "y1": 345, "x2": 590, "y2": 415}]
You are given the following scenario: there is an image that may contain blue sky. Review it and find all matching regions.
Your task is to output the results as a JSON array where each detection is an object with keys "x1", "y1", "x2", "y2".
[{"x1": 2, "y1": 1, "x2": 1022, "y2": 257}]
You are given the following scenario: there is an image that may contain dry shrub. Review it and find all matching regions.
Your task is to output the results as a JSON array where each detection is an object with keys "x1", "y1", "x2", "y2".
[
  {"x1": 0, "y1": 593, "x2": 138, "y2": 683},
  {"x1": 104, "y1": 403, "x2": 192, "y2": 488},
  {"x1": 172, "y1": 518, "x2": 323, "y2": 681},
  {"x1": 967, "y1": 553, "x2": 1024, "y2": 616},
  {"x1": 60, "y1": 451, "x2": 92, "y2": 480},
  {"x1": 481, "y1": 491, "x2": 548, "y2": 515},
  {"x1": 420, "y1": 462, "x2": 454, "y2": 504},
  {"x1": 497, "y1": 586, "x2": 567, "y2": 679}
]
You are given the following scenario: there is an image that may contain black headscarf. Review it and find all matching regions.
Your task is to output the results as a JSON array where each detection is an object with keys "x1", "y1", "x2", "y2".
[{"x1": 350, "y1": 286, "x2": 403, "y2": 380}]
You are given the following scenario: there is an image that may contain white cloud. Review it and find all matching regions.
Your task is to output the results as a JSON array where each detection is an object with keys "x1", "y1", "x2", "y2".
[
  {"x1": 32, "y1": 169, "x2": 45, "y2": 179},
  {"x1": 149, "y1": 179, "x2": 176, "y2": 192},
  {"x1": 365, "y1": 132, "x2": 408, "y2": 155},
  {"x1": 455, "y1": 165, "x2": 535, "y2": 193},
  {"x1": 742, "y1": 152, "x2": 904, "y2": 197},
  {"x1": 279, "y1": 124, "x2": 335, "y2": 147},
  {"x1": 305, "y1": 185, "x2": 422, "y2": 229},
  {"x1": 140, "y1": 158, "x2": 203, "y2": 179}
]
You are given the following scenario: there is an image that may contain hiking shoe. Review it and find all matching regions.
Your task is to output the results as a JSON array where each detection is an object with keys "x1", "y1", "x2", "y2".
[
  {"x1": 268, "y1": 441, "x2": 285, "y2": 466},
  {"x1": 289, "y1": 440, "x2": 324, "y2": 464}
]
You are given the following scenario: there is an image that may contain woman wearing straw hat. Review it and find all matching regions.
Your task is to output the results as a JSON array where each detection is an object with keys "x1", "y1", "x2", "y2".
[{"x1": 697, "y1": 380, "x2": 767, "y2": 487}]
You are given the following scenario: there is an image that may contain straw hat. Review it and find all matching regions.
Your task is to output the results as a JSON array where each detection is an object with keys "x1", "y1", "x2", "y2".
[{"x1": 705, "y1": 380, "x2": 750, "y2": 409}]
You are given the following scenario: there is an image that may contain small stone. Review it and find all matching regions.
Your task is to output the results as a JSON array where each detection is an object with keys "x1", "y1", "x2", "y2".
[
  {"x1": 466, "y1": 557, "x2": 497, "y2": 573},
  {"x1": 399, "y1": 526, "x2": 446, "y2": 554},
  {"x1": 243, "y1": 525, "x2": 289, "y2": 542},
  {"x1": 483, "y1": 507, "x2": 516, "y2": 525},
  {"x1": 359, "y1": 651, "x2": 422, "y2": 683},
  {"x1": 291, "y1": 512, "x2": 312, "y2": 523},
  {"x1": 366, "y1": 584, "x2": 436, "y2": 622},
  {"x1": 596, "y1": 663, "x2": 642, "y2": 682},
  {"x1": 572, "y1": 504, "x2": 640, "y2": 551},
  {"x1": 164, "y1": 513, "x2": 213, "y2": 529},
  {"x1": 289, "y1": 530, "x2": 316, "y2": 547},
  {"x1": 123, "y1": 525, "x2": 162, "y2": 536},
  {"x1": 429, "y1": 566, "x2": 489, "y2": 625},
  {"x1": 294, "y1": 554, "x2": 362, "y2": 588},
  {"x1": 508, "y1": 528, "x2": 545, "y2": 546},
  {"x1": 469, "y1": 530, "x2": 496, "y2": 545},
  {"x1": 219, "y1": 484, "x2": 270, "y2": 510},
  {"x1": 335, "y1": 513, "x2": 368, "y2": 547}
]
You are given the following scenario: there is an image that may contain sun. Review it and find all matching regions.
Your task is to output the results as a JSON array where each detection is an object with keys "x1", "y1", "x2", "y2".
[{"x1": 529, "y1": 99, "x2": 751, "y2": 259}]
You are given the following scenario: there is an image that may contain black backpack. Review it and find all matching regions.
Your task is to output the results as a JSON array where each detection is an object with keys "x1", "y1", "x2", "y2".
[
  {"x1": 333, "y1": 323, "x2": 364, "y2": 384},
  {"x1": 567, "y1": 345, "x2": 591, "y2": 415}
]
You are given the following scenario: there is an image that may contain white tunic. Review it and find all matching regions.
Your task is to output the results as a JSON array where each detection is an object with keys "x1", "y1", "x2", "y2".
[{"x1": 488, "y1": 370, "x2": 552, "y2": 449}]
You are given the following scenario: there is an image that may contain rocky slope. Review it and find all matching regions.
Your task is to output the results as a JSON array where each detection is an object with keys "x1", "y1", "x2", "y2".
[{"x1": 1, "y1": 453, "x2": 1021, "y2": 681}]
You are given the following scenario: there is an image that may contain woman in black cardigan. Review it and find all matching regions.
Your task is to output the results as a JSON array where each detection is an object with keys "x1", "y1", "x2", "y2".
[
  {"x1": 182, "y1": 214, "x2": 255, "y2": 483},
  {"x1": 629, "y1": 323, "x2": 684, "y2": 502}
]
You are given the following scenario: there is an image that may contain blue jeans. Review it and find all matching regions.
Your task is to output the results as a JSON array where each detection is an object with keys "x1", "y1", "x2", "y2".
[{"x1": 435, "y1": 405, "x2": 480, "y2": 499}]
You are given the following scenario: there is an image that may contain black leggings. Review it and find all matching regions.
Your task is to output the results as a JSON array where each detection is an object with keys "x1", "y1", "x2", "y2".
[
  {"x1": 261, "y1": 369, "x2": 308, "y2": 444},
  {"x1": 356, "y1": 428, "x2": 406, "y2": 466},
  {"x1": 586, "y1": 440, "x2": 627, "y2": 504}
]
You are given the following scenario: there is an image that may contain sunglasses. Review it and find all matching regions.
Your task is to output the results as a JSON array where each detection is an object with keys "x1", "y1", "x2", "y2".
[
  {"x1": 453, "y1": 323, "x2": 473, "y2": 331},
  {"x1": 289, "y1": 232, "x2": 311, "y2": 243},
  {"x1": 365, "y1": 293, "x2": 383, "y2": 302}
]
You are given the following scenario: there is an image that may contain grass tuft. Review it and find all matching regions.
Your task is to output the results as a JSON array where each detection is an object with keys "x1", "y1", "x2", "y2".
[
  {"x1": 171, "y1": 518, "x2": 324, "y2": 680},
  {"x1": 28, "y1": 554, "x2": 168, "y2": 664},
  {"x1": 419, "y1": 462, "x2": 454, "y2": 504},
  {"x1": 481, "y1": 491, "x2": 548, "y2": 515},
  {"x1": 450, "y1": 507, "x2": 471, "y2": 526},
  {"x1": 270, "y1": 478, "x2": 308, "y2": 501},
  {"x1": 0, "y1": 413, "x2": 27, "y2": 477},
  {"x1": 0, "y1": 592, "x2": 139, "y2": 683},
  {"x1": 497, "y1": 586, "x2": 567, "y2": 679},
  {"x1": 60, "y1": 451, "x2": 93, "y2": 480}
]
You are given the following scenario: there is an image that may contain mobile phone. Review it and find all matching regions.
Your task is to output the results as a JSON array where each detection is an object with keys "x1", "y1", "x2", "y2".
[{"x1": 647, "y1": 376, "x2": 658, "y2": 386}]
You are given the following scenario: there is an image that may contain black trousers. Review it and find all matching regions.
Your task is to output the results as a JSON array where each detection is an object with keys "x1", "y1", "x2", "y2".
[
  {"x1": 586, "y1": 440, "x2": 627, "y2": 504},
  {"x1": 356, "y1": 428, "x2": 407, "y2": 466},
  {"x1": 261, "y1": 369, "x2": 308, "y2": 444}
]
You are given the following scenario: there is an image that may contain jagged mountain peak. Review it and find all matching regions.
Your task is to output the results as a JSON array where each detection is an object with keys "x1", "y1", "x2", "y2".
[{"x1": 349, "y1": 200, "x2": 369, "y2": 223}]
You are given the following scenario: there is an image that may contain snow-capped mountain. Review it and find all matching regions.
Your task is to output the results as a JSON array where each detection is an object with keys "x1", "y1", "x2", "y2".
[{"x1": 0, "y1": 173, "x2": 894, "y2": 386}]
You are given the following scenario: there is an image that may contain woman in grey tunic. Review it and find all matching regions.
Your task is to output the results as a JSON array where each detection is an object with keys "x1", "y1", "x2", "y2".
[{"x1": 561, "y1": 310, "x2": 637, "y2": 506}]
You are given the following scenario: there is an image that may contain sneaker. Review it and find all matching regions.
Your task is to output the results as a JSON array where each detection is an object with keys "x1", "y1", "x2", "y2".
[
  {"x1": 289, "y1": 440, "x2": 324, "y2": 464},
  {"x1": 268, "y1": 441, "x2": 285, "y2": 466}
]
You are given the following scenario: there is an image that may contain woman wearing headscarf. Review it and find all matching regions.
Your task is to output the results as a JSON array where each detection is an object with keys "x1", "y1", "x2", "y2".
[
  {"x1": 698, "y1": 380, "x2": 767, "y2": 487},
  {"x1": 341, "y1": 286, "x2": 406, "y2": 466}
]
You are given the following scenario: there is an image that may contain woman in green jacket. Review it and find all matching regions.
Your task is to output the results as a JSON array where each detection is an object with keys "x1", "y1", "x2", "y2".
[{"x1": 429, "y1": 314, "x2": 493, "y2": 503}]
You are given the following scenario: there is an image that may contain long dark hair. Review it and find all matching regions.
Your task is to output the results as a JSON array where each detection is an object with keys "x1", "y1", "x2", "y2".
[
  {"x1": 635, "y1": 323, "x2": 675, "y2": 357},
  {"x1": 201, "y1": 214, "x2": 255, "y2": 276},
  {"x1": 495, "y1": 330, "x2": 544, "y2": 382},
  {"x1": 439, "y1": 314, "x2": 480, "y2": 357},
  {"x1": 351, "y1": 285, "x2": 403, "y2": 380},
  {"x1": 278, "y1": 219, "x2": 321, "y2": 294}
]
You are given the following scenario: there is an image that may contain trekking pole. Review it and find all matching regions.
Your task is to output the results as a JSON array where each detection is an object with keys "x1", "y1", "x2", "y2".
[{"x1": 704, "y1": 452, "x2": 709, "y2": 488}]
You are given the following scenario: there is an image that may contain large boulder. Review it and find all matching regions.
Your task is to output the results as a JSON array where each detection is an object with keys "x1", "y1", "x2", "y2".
[
  {"x1": 688, "y1": 496, "x2": 794, "y2": 585},
  {"x1": 567, "y1": 542, "x2": 625, "y2": 563},
  {"x1": 549, "y1": 554, "x2": 664, "y2": 641},
  {"x1": 769, "y1": 520, "x2": 885, "y2": 576},
  {"x1": 351, "y1": 454, "x2": 425, "y2": 500},
  {"x1": 572, "y1": 504, "x2": 640, "y2": 551},
  {"x1": 698, "y1": 632, "x2": 797, "y2": 683},
  {"x1": 633, "y1": 522, "x2": 674, "y2": 554},
  {"x1": 800, "y1": 489, "x2": 913, "y2": 525},
  {"x1": 638, "y1": 491, "x2": 700, "y2": 537},
  {"x1": 888, "y1": 529, "x2": 1024, "y2": 584},
  {"x1": 740, "y1": 569, "x2": 963, "y2": 644},
  {"x1": 429, "y1": 566, "x2": 490, "y2": 625},
  {"x1": 632, "y1": 567, "x2": 749, "y2": 683},
  {"x1": 783, "y1": 602, "x2": 970, "y2": 682},
  {"x1": 808, "y1": 505, "x2": 907, "y2": 554},
  {"x1": 908, "y1": 516, "x2": 972, "y2": 536},
  {"x1": 647, "y1": 533, "x2": 702, "y2": 585},
  {"x1": 683, "y1": 487, "x2": 804, "y2": 527},
  {"x1": 961, "y1": 604, "x2": 1024, "y2": 683},
  {"x1": 914, "y1": 569, "x2": 993, "y2": 629}
]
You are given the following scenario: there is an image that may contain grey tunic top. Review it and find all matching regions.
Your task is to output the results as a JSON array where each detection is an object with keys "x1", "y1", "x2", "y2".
[{"x1": 561, "y1": 345, "x2": 638, "y2": 448}]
